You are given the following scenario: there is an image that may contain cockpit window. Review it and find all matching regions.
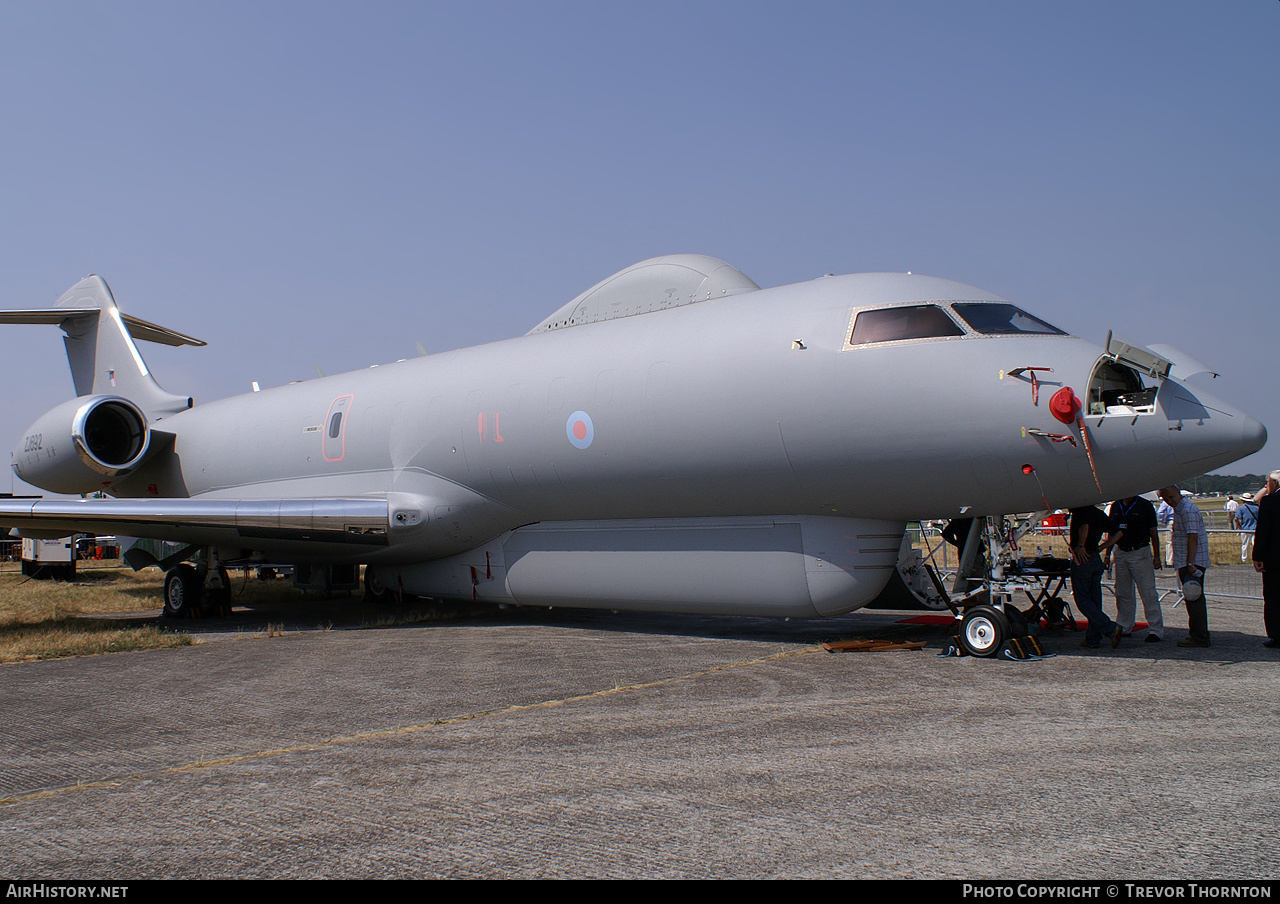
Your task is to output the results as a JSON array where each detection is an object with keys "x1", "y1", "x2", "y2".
[
  {"x1": 849, "y1": 304, "x2": 964, "y2": 345},
  {"x1": 951, "y1": 303, "x2": 1066, "y2": 336}
]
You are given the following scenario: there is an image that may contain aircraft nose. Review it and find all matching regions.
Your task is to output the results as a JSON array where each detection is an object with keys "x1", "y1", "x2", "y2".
[
  {"x1": 1242, "y1": 415, "x2": 1268, "y2": 457},
  {"x1": 1160, "y1": 379, "x2": 1267, "y2": 472}
]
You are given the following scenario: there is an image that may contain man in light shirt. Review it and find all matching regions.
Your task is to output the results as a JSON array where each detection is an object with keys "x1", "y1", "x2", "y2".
[
  {"x1": 1157, "y1": 497, "x2": 1176, "y2": 566},
  {"x1": 1101, "y1": 494, "x2": 1163, "y2": 642},
  {"x1": 1159, "y1": 486, "x2": 1210, "y2": 647}
]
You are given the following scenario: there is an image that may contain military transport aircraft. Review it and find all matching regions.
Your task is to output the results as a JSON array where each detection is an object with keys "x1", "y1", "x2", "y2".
[{"x1": 0, "y1": 255, "x2": 1267, "y2": 651}]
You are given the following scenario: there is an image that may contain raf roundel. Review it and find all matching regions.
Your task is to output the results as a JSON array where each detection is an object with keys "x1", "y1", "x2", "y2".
[{"x1": 566, "y1": 410, "x2": 594, "y2": 449}]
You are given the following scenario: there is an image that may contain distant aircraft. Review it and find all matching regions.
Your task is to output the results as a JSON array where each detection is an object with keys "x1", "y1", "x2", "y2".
[{"x1": 0, "y1": 255, "x2": 1267, "y2": 646}]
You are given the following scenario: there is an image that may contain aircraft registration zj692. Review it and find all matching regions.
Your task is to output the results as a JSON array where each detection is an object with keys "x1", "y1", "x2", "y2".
[{"x1": 0, "y1": 255, "x2": 1266, "y2": 652}]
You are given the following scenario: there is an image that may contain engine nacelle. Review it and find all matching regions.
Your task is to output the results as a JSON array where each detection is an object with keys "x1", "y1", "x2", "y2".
[{"x1": 12, "y1": 396, "x2": 153, "y2": 494}]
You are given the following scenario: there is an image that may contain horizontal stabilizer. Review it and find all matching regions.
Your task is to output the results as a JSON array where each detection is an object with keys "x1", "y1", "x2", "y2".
[{"x1": 0, "y1": 309, "x2": 206, "y2": 347}]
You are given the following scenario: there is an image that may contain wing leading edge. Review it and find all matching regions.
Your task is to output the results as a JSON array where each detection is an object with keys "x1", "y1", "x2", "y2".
[{"x1": 0, "y1": 496, "x2": 389, "y2": 551}]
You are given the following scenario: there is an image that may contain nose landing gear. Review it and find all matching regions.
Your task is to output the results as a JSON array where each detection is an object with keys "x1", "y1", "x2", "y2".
[
  {"x1": 951, "y1": 600, "x2": 1043, "y2": 659},
  {"x1": 959, "y1": 604, "x2": 1008, "y2": 657}
]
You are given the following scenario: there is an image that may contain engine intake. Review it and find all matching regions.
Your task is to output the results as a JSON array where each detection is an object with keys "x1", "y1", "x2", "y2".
[
  {"x1": 73, "y1": 397, "x2": 148, "y2": 472},
  {"x1": 13, "y1": 395, "x2": 153, "y2": 494}
]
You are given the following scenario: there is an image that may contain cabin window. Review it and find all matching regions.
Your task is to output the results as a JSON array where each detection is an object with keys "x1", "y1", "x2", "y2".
[
  {"x1": 848, "y1": 304, "x2": 964, "y2": 345},
  {"x1": 329, "y1": 411, "x2": 343, "y2": 438},
  {"x1": 951, "y1": 303, "x2": 1066, "y2": 336},
  {"x1": 1086, "y1": 360, "x2": 1157, "y2": 416}
]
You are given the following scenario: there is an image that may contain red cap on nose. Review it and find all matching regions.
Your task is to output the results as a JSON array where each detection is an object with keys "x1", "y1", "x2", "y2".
[{"x1": 1049, "y1": 387, "x2": 1081, "y2": 424}]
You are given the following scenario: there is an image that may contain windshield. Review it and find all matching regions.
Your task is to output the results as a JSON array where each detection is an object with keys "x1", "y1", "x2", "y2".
[
  {"x1": 951, "y1": 303, "x2": 1066, "y2": 336},
  {"x1": 848, "y1": 304, "x2": 964, "y2": 345}
]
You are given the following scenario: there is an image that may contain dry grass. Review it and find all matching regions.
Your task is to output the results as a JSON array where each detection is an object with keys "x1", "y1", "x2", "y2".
[
  {"x1": 0, "y1": 559, "x2": 191, "y2": 663},
  {"x1": 0, "y1": 559, "x2": 448, "y2": 663},
  {"x1": 0, "y1": 619, "x2": 192, "y2": 662},
  {"x1": 0, "y1": 561, "x2": 165, "y2": 619}
]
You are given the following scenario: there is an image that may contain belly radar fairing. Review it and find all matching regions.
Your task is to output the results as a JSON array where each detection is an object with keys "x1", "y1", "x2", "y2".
[{"x1": 0, "y1": 256, "x2": 1266, "y2": 620}]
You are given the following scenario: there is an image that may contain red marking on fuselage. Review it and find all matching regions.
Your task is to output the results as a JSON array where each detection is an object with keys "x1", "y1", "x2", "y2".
[
  {"x1": 573, "y1": 421, "x2": 588, "y2": 440},
  {"x1": 478, "y1": 412, "x2": 504, "y2": 443},
  {"x1": 323, "y1": 394, "x2": 354, "y2": 462}
]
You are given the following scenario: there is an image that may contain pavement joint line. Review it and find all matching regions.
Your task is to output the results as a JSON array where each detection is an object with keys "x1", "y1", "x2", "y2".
[{"x1": 0, "y1": 645, "x2": 820, "y2": 807}]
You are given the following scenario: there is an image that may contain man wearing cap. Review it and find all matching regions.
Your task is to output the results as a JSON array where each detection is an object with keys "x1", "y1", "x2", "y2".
[
  {"x1": 1102, "y1": 494, "x2": 1163, "y2": 642},
  {"x1": 1251, "y1": 471, "x2": 1280, "y2": 649},
  {"x1": 1159, "y1": 486, "x2": 1210, "y2": 647},
  {"x1": 1237, "y1": 492, "x2": 1259, "y2": 563}
]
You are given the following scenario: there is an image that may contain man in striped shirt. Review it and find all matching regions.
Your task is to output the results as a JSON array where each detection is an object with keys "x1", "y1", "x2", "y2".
[{"x1": 1159, "y1": 486, "x2": 1211, "y2": 647}]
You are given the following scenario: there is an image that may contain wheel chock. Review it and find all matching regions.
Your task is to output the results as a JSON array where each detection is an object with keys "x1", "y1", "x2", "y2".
[
  {"x1": 822, "y1": 639, "x2": 926, "y2": 653},
  {"x1": 940, "y1": 633, "x2": 1056, "y2": 661},
  {"x1": 998, "y1": 635, "x2": 1056, "y2": 661},
  {"x1": 1000, "y1": 640, "x2": 1039, "y2": 661},
  {"x1": 1011, "y1": 635, "x2": 1046, "y2": 657}
]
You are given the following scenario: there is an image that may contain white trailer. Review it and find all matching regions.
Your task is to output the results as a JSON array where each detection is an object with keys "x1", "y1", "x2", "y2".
[{"x1": 21, "y1": 536, "x2": 76, "y2": 579}]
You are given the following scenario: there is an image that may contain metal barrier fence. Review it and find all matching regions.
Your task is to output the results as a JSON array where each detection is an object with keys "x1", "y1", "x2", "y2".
[
  {"x1": 1130, "y1": 562, "x2": 1263, "y2": 602},
  {"x1": 912, "y1": 524, "x2": 1265, "y2": 602},
  {"x1": 1133, "y1": 530, "x2": 1261, "y2": 600},
  {"x1": 1197, "y1": 509, "x2": 1253, "y2": 531}
]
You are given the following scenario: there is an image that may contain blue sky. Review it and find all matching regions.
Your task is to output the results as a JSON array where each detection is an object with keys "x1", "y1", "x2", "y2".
[{"x1": 1, "y1": 0, "x2": 1276, "y2": 490}]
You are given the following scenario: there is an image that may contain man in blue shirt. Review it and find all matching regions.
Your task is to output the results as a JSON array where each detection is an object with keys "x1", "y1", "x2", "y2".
[{"x1": 1237, "y1": 493, "x2": 1259, "y2": 562}]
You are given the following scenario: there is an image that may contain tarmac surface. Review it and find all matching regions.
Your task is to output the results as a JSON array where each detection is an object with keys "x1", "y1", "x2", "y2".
[{"x1": 2, "y1": 568, "x2": 1278, "y2": 879}]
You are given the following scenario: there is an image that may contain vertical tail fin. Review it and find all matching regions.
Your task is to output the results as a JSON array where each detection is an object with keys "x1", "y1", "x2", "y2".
[{"x1": 0, "y1": 275, "x2": 205, "y2": 419}]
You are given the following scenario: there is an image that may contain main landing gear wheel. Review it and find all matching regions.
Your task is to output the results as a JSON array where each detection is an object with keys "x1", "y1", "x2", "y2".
[
  {"x1": 959, "y1": 604, "x2": 1010, "y2": 658},
  {"x1": 364, "y1": 567, "x2": 395, "y2": 604},
  {"x1": 203, "y1": 567, "x2": 233, "y2": 617},
  {"x1": 163, "y1": 564, "x2": 202, "y2": 619}
]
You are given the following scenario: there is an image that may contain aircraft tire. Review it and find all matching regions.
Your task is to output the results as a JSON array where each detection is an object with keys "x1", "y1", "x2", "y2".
[
  {"x1": 1003, "y1": 603, "x2": 1030, "y2": 638},
  {"x1": 163, "y1": 565, "x2": 202, "y2": 619},
  {"x1": 959, "y1": 604, "x2": 1009, "y2": 658},
  {"x1": 364, "y1": 567, "x2": 393, "y2": 604},
  {"x1": 202, "y1": 567, "x2": 233, "y2": 617}
]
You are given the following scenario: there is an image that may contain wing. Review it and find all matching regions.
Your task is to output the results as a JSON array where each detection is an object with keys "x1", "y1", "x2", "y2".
[{"x1": 0, "y1": 496, "x2": 389, "y2": 555}]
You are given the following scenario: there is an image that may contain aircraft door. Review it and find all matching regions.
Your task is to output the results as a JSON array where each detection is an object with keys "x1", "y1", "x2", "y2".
[{"x1": 324, "y1": 394, "x2": 353, "y2": 462}]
